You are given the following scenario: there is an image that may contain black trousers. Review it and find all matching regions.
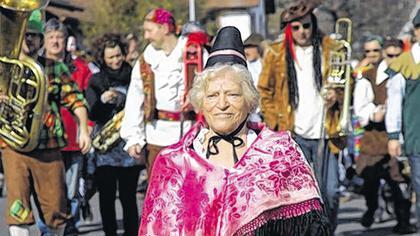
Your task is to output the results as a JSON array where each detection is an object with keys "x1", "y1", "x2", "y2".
[
  {"x1": 361, "y1": 156, "x2": 412, "y2": 225},
  {"x1": 95, "y1": 165, "x2": 141, "y2": 236}
]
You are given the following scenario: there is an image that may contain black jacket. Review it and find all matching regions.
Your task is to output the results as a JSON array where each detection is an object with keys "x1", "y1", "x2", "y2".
[{"x1": 86, "y1": 62, "x2": 131, "y2": 124}]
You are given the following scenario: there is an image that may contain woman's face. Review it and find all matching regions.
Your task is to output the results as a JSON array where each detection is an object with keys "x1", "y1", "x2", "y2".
[
  {"x1": 104, "y1": 45, "x2": 124, "y2": 70},
  {"x1": 202, "y1": 72, "x2": 250, "y2": 135}
]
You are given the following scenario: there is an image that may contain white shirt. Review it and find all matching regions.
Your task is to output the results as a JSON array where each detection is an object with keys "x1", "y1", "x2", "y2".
[
  {"x1": 120, "y1": 37, "x2": 191, "y2": 149},
  {"x1": 247, "y1": 59, "x2": 263, "y2": 123},
  {"x1": 353, "y1": 60, "x2": 388, "y2": 127},
  {"x1": 247, "y1": 59, "x2": 262, "y2": 88},
  {"x1": 293, "y1": 45, "x2": 324, "y2": 139}
]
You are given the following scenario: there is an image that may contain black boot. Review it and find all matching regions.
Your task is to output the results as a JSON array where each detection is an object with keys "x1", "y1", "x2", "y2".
[{"x1": 361, "y1": 210, "x2": 375, "y2": 228}]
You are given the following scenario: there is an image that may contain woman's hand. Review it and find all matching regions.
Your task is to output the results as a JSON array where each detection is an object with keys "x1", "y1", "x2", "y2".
[{"x1": 100, "y1": 90, "x2": 119, "y2": 104}]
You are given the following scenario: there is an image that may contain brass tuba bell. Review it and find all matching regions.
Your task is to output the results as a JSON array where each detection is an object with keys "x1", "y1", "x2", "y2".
[{"x1": 0, "y1": 0, "x2": 50, "y2": 152}]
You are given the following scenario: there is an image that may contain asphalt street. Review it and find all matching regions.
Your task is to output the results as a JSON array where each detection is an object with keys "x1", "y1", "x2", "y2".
[{"x1": 0, "y1": 189, "x2": 418, "y2": 235}]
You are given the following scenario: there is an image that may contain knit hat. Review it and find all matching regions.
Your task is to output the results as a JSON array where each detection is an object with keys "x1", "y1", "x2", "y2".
[
  {"x1": 27, "y1": 9, "x2": 43, "y2": 34},
  {"x1": 205, "y1": 26, "x2": 247, "y2": 68},
  {"x1": 145, "y1": 8, "x2": 176, "y2": 34}
]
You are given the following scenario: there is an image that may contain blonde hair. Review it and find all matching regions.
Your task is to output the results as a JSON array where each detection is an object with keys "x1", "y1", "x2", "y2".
[{"x1": 189, "y1": 63, "x2": 260, "y2": 113}]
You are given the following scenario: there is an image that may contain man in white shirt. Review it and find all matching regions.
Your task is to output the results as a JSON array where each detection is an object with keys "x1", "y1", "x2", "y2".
[
  {"x1": 120, "y1": 8, "x2": 193, "y2": 175},
  {"x1": 244, "y1": 33, "x2": 264, "y2": 123},
  {"x1": 258, "y1": 0, "x2": 342, "y2": 233},
  {"x1": 354, "y1": 38, "x2": 416, "y2": 234}
]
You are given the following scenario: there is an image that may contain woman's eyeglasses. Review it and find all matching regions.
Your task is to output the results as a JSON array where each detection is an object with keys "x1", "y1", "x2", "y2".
[
  {"x1": 364, "y1": 48, "x2": 381, "y2": 53},
  {"x1": 386, "y1": 53, "x2": 401, "y2": 58},
  {"x1": 291, "y1": 23, "x2": 311, "y2": 31}
]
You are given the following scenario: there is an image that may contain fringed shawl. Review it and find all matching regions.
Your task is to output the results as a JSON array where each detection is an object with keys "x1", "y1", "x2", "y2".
[{"x1": 139, "y1": 122, "x2": 327, "y2": 236}]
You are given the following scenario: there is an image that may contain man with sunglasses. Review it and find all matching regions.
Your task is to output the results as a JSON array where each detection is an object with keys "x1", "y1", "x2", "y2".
[
  {"x1": 353, "y1": 38, "x2": 416, "y2": 234},
  {"x1": 386, "y1": 9, "x2": 420, "y2": 229},
  {"x1": 356, "y1": 35, "x2": 384, "y2": 71},
  {"x1": 258, "y1": 0, "x2": 342, "y2": 233}
]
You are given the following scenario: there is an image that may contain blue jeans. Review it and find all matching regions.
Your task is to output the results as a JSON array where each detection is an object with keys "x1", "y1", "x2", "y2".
[
  {"x1": 294, "y1": 135, "x2": 340, "y2": 233},
  {"x1": 408, "y1": 154, "x2": 420, "y2": 224}
]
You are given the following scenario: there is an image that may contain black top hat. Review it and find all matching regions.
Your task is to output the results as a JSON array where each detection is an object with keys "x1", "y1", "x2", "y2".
[{"x1": 205, "y1": 26, "x2": 247, "y2": 68}]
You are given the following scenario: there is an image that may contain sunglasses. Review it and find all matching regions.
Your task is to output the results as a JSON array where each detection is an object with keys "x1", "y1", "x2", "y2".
[
  {"x1": 364, "y1": 48, "x2": 381, "y2": 53},
  {"x1": 25, "y1": 32, "x2": 41, "y2": 38},
  {"x1": 386, "y1": 53, "x2": 401, "y2": 58},
  {"x1": 291, "y1": 22, "x2": 312, "y2": 31}
]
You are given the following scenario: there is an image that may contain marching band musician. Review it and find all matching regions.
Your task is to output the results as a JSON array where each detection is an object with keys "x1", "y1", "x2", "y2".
[
  {"x1": 258, "y1": 0, "x2": 344, "y2": 232},
  {"x1": 1, "y1": 11, "x2": 91, "y2": 236},
  {"x1": 120, "y1": 8, "x2": 208, "y2": 176},
  {"x1": 85, "y1": 33, "x2": 142, "y2": 236}
]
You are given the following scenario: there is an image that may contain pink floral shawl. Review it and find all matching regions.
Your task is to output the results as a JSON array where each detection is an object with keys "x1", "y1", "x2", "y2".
[{"x1": 139, "y1": 122, "x2": 322, "y2": 236}]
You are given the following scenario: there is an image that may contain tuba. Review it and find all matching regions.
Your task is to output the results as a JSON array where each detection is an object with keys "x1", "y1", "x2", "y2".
[
  {"x1": 322, "y1": 18, "x2": 353, "y2": 137},
  {"x1": 0, "y1": 0, "x2": 49, "y2": 152}
]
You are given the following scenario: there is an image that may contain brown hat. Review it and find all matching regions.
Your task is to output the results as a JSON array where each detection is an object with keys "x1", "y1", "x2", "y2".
[
  {"x1": 244, "y1": 33, "x2": 264, "y2": 47},
  {"x1": 280, "y1": 0, "x2": 321, "y2": 29}
]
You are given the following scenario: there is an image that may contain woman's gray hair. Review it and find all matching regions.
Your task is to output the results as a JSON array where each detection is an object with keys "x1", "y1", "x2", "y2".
[
  {"x1": 44, "y1": 18, "x2": 68, "y2": 36},
  {"x1": 189, "y1": 63, "x2": 260, "y2": 113}
]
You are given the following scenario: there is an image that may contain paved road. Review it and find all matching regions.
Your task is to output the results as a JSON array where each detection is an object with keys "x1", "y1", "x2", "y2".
[{"x1": 0, "y1": 189, "x2": 417, "y2": 235}]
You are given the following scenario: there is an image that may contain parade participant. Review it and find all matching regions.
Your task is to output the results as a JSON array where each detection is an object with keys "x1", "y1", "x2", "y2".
[
  {"x1": 258, "y1": 0, "x2": 342, "y2": 232},
  {"x1": 1, "y1": 13, "x2": 91, "y2": 236},
  {"x1": 120, "y1": 8, "x2": 200, "y2": 175},
  {"x1": 38, "y1": 19, "x2": 94, "y2": 235},
  {"x1": 85, "y1": 33, "x2": 141, "y2": 236},
  {"x1": 354, "y1": 35, "x2": 383, "y2": 72},
  {"x1": 354, "y1": 38, "x2": 416, "y2": 234},
  {"x1": 244, "y1": 33, "x2": 264, "y2": 87},
  {"x1": 243, "y1": 33, "x2": 264, "y2": 123},
  {"x1": 386, "y1": 9, "x2": 420, "y2": 228},
  {"x1": 139, "y1": 26, "x2": 329, "y2": 236},
  {"x1": 125, "y1": 33, "x2": 140, "y2": 66}
]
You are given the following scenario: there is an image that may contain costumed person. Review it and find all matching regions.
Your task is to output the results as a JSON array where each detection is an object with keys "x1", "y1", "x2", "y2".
[
  {"x1": 34, "y1": 19, "x2": 95, "y2": 235},
  {"x1": 120, "y1": 8, "x2": 206, "y2": 176},
  {"x1": 125, "y1": 33, "x2": 140, "y2": 66},
  {"x1": 257, "y1": 0, "x2": 343, "y2": 232},
  {"x1": 243, "y1": 33, "x2": 264, "y2": 123},
  {"x1": 0, "y1": 9, "x2": 91, "y2": 236},
  {"x1": 138, "y1": 26, "x2": 329, "y2": 236},
  {"x1": 85, "y1": 33, "x2": 142, "y2": 236},
  {"x1": 386, "y1": 9, "x2": 420, "y2": 228},
  {"x1": 354, "y1": 38, "x2": 416, "y2": 234}
]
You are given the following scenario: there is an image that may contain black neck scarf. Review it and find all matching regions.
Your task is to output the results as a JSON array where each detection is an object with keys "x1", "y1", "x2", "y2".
[{"x1": 206, "y1": 118, "x2": 248, "y2": 164}]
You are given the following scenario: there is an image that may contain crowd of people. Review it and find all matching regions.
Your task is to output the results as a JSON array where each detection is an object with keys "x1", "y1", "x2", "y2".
[{"x1": 0, "y1": 0, "x2": 419, "y2": 235}]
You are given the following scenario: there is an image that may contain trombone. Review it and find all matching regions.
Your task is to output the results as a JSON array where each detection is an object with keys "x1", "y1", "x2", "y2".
[{"x1": 317, "y1": 17, "x2": 353, "y2": 198}]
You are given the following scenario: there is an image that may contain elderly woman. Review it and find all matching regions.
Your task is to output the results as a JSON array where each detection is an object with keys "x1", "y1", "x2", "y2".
[
  {"x1": 139, "y1": 27, "x2": 328, "y2": 235},
  {"x1": 86, "y1": 33, "x2": 142, "y2": 236}
]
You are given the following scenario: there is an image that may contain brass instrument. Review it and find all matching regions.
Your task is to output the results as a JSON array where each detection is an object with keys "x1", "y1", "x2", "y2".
[
  {"x1": 322, "y1": 18, "x2": 353, "y2": 137},
  {"x1": 92, "y1": 110, "x2": 125, "y2": 153},
  {"x1": 0, "y1": 0, "x2": 49, "y2": 152}
]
